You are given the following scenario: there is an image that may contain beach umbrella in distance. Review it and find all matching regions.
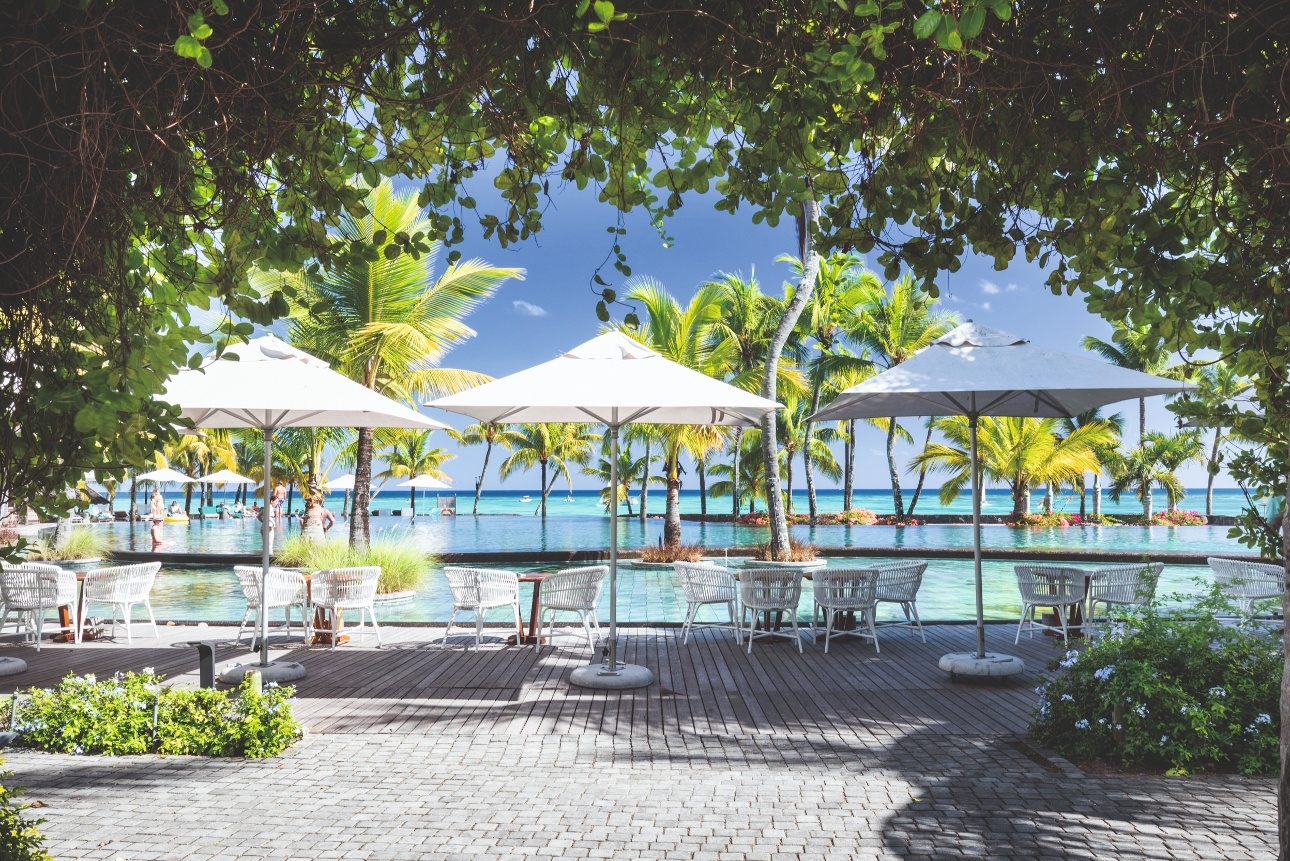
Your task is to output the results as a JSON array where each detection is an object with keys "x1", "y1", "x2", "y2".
[
  {"x1": 160, "y1": 334, "x2": 448, "y2": 682},
  {"x1": 197, "y1": 468, "x2": 255, "y2": 506},
  {"x1": 427, "y1": 331, "x2": 781, "y2": 689},
  {"x1": 811, "y1": 322, "x2": 1193, "y2": 679},
  {"x1": 324, "y1": 473, "x2": 356, "y2": 518},
  {"x1": 396, "y1": 474, "x2": 453, "y2": 517},
  {"x1": 136, "y1": 467, "x2": 196, "y2": 485}
]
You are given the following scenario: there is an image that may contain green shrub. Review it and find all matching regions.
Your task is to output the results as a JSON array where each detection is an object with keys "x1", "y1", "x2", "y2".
[
  {"x1": 274, "y1": 531, "x2": 429, "y2": 594},
  {"x1": 9, "y1": 670, "x2": 303, "y2": 758},
  {"x1": 0, "y1": 760, "x2": 52, "y2": 861},
  {"x1": 25, "y1": 527, "x2": 107, "y2": 562},
  {"x1": 1031, "y1": 594, "x2": 1281, "y2": 775}
]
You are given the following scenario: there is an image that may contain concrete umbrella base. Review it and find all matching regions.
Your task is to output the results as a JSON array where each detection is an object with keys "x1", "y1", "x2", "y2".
[
  {"x1": 0, "y1": 656, "x2": 27, "y2": 677},
  {"x1": 218, "y1": 661, "x2": 307, "y2": 685},
  {"x1": 938, "y1": 652, "x2": 1025, "y2": 681},
  {"x1": 570, "y1": 663, "x2": 653, "y2": 690}
]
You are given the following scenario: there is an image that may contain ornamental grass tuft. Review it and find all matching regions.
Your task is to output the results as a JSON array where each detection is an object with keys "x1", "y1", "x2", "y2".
[
  {"x1": 1030, "y1": 590, "x2": 1280, "y2": 776},
  {"x1": 24, "y1": 527, "x2": 108, "y2": 562},
  {"x1": 639, "y1": 543, "x2": 706, "y2": 563},
  {"x1": 274, "y1": 531, "x2": 430, "y2": 594}
]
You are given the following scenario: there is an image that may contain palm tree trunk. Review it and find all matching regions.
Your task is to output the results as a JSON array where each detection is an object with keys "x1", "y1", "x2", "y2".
[
  {"x1": 907, "y1": 421, "x2": 935, "y2": 517},
  {"x1": 731, "y1": 428, "x2": 742, "y2": 519},
  {"x1": 805, "y1": 382, "x2": 821, "y2": 525},
  {"x1": 1092, "y1": 473, "x2": 1103, "y2": 520},
  {"x1": 410, "y1": 486, "x2": 416, "y2": 515},
  {"x1": 349, "y1": 426, "x2": 374, "y2": 550},
  {"x1": 300, "y1": 472, "x2": 325, "y2": 542},
  {"x1": 784, "y1": 454, "x2": 794, "y2": 515},
  {"x1": 886, "y1": 420, "x2": 905, "y2": 521},
  {"x1": 1139, "y1": 397, "x2": 1146, "y2": 444},
  {"x1": 1206, "y1": 427, "x2": 1221, "y2": 518},
  {"x1": 665, "y1": 461, "x2": 681, "y2": 546},
  {"x1": 639, "y1": 439, "x2": 651, "y2": 523},
  {"x1": 1042, "y1": 483, "x2": 1053, "y2": 515},
  {"x1": 842, "y1": 421, "x2": 854, "y2": 512},
  {"x1": 129, "y1": 472, "x2": 138, "y2": 522},
  {"x1": 539, "y1": 459, "x2": 548, "y2": 517},
  {"x1": 1011, "y1": 483, "x2": 1028, "y2": 518},
  {"x1": 184, "y1": 481, "x2": 194, "y2": 514},
  {"x1": 474, "y1": 439, "x2": 493, "y2": 515},
  {"x1": 1142, "y1": 482, "x2": 1153, "y2": 520},
  {"x1": 761, "y1": 199, "x2": 819, "y2": 559},
  {"x1": 698, "y1": 461, "x2": 707, "y2": 516},
  {"x1": 287, "y1": 483, "x2": 294, "y2": 518},
  {"x1": 1078, "y1": 476, "x2": 1087, "y2": 519}
]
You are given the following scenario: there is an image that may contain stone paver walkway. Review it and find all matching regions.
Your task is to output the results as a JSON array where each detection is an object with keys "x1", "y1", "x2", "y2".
[{"x1": 0, "y1": 624, "x2": 1276, "y2": 859}]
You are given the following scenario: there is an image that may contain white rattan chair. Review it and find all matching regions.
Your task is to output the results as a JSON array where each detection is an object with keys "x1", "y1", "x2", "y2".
[
  {"x1": 232, "y1": 565, "x2": 311, "y2": 645},
  {"x1": 78, "y1": 562, "x2": 161, "y2": 643},
  {"x1": 1014, "y1": 565, "x2": 1087, "y2": 644},
  {"x1": 442, "y1": 566, "x2": 522, "y2": 650},
  {"x1": 311, "y1": 566, "x2": 382, "y2": 650},
  {"x1": 0, "y1": 561, "x2": 78, "y2": 643},
  {"x1": 872, "y1": 560, "x2": 928, "y2": 642},
  {"x1": 0, "y1": 566, "x2": 61, "y2": 650},
  {"x1": 673, "y1": 562, "x2": 740, "y2": 644},
  {"x1": 1207, "y1": 557, "x2": 1285, "y2": 616},
  {"x1": 812, "y1": 567, "x2": 881, "y2": 654},
  {"x1": 1086, "y1": 562, "x2": 1163, "y2": 634},
  {"x1": 535, "y1": 565, "x2": 607, "y2": 651},
  {"x1": 740, "y1": 568, "x2": 805, "y2": 653}
]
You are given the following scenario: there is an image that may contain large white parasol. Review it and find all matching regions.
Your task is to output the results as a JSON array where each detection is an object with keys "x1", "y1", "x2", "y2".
[
  {"x1": 160, "y1": 335, "x2": 447, "y2": 681},
  {"x1": 428, "y1": 331, "x2": 781, "y2": 689},
  {"x1": 811, "y1": 323, "x2": 1193, "y2": 678}
]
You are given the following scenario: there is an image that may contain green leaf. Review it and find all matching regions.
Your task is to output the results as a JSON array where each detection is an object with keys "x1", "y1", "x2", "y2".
[
  {"x1": 575, "y1": 0, "x2": 591, "y2": 16},
  {"x1": 912, "y1": 10, "x2": 941, "y2": 38},
  {"x1": 587, "y1": 20, "x2": 606, "y2": 32},
  {"x1": 601, "y1": 288, "x2": 616, "y2": 303},
  {"x1": 195, "y1": 46, "x2": 213, "y2": 68},
  {"x1": 623, "y1": 313, "x2": 640, "y2": 328},
  {"x1": 212, "y1": 0, "x2": 229, "y2": 14},
  {"x1": 595, "y1": 301, "x2": 610, "y2": 322},
  {"x1": 174, "y1": 35, "x2": 201, "y2": 59},
  {"x1": 593, "y1": 0, "x2": 614, "y2": 24},
  {"x1": 959, "y1": 6, "x2": 986, "y2": 39},
  {"x1": 187, "y1": 11, "x2": 205, "y2": 33}
]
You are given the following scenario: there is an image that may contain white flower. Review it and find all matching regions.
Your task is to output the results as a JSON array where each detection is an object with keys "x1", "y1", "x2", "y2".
[
  {"x1": 1256, "y1": 713, "x2": 1272, "y2": 725},
  {"x1": 1180, "y1": 704, "x2": 1191, "y2": 715},
  {"x1": 1093, "y1": 666, "x2": 1115, "y2": 682},
  {"x1": 142, "y1": 667, "x2": 155, "y2": 676},
  {"x1": 82, "y1": 673, "x2": 96, "y2": 684},
  {"x1": 1098, "y1": 717, "x2": 1107, "y2": 725},
  {"x1": 1160, "y1": 735, "x2": 1169, "y2": 745},
  {"x1": 1059, "y1": 651, "x2": 1080, "y2": 669},
  {"x1": 266, "y1": 681, "x2": 279, "y2": 689},
  {"x1": 1208, "y1": 686, "x2": 1226, "y2": 698},
  {"x1": 1075, "y1": 719, "x2": 1090, "y2": 730},
  {"x1": 1134, "y1": 704, "x2": 1148, "y2": 718},
  {"x1": 1061, "y1": 694, "x2": 1075, "y2": 702}
]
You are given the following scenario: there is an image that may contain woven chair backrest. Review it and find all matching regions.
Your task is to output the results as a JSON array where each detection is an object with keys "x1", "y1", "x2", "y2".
[
  {"x1": 1089, "y1": 562, "x2": 1163, "y2": 606},
  {"x1": 0, "y1": 567, "x2": 59, "y2": 610},
  {"x1": 1014, "y1": 565, "x2": 1087, "y2": 604},
  {"x1": 82, "y1": 562, "x2": 161, "y2": 604},
  {"x1": 674, "y1": 562, "x2": 736, "y2": 604},
  {"x1": 233, "y1": 565, "x2": 263, "y2": 604},
  {"x1": 739, "y1": 568, "x2": 804, "y2": 611},
  {"x1": 5, "y1": 562, "x2": 77, "y2": 607},
  {"x1": 264, "y1": 569, "x2": 308, "y2": 606},
  {"x1": 313, "y1": 566, "x2": 381, "y2": 607},
  {"x1": 1207, "y1": 557, "x2": 1285, "y2": 598},
  {"x1": 444, "y1": 566, "x2": 518, "y2": 608},
  {"x1": 541, "y1": 565, "x2": 608, "y2": 611},
  {"x1": 813, "y1": 567, "x2": 880, "y2": 610},
  {"x1": 873, "y1": 561, "x2": 928, "y2": 602}
]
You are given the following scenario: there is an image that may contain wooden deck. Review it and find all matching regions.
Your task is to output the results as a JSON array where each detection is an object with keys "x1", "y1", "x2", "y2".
[{"x1": 0, "y1": 620, "x2": 1063, "y2": 742}]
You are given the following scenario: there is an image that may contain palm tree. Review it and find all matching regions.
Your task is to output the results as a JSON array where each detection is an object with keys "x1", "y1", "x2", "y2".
[
  {"x1": 1192, "y1": 362, "x2": 1253, "y2": 517},
  {"x1": 162, "y1": 434, "x2": 213, "y2": 514},
  {"x1": 584, "y1": 436, "x2": 648, "y2": 515},
  {"x1": 268, "y1": 179, "x2": 523, "y2": 549},
  {"x1": 709, "y1": 431, "x2": 768, "y2": 514},
  {"x1": 1082, "y1": 323, "x2": 1176, "y2": 443},
  {"x1": 498, "y1": 423, "x2": 598, "y2": 516},
  {"x1": 376, "y1": 428, "x2": 455, "y2": 515},
  {"x1": 914, "y1": 416, "x2": 1117, "y2": 517},
  {"x1": 447, "y1": 422, "x2": 522, "y2": 515},
  {"x1": 847, "y1": 273, "x2": 958, "y2": 521},
  {"x1": 618, "y1": 278, "x2": 731, "y2": 545},
  {"x1": 1105, "y1": 433, "x2": 1190, "y2": 520},
  {"x1": 1151, "y1": 429, "x2": 1205, "y2": 513},
  {"x1": 784, "y1": 252, "x2": 880, "y2": 523},
  {"x1": 624, "y1": 424, "x2": 661, "y2": 523},
  {"x1": 777, "y1": 396, "x2": 842, "y2": 513},
  {"x1": 1059, "y1": 408, "x2": 1126, "y2": 519}
]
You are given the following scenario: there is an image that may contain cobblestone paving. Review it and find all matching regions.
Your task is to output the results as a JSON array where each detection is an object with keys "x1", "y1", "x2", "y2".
[{"x1": 0, "y1": 624, "x2": 1277, "y2": 859}]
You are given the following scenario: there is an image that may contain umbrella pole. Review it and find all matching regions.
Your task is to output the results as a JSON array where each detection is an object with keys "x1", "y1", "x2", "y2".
[
  {"x1": 606, "y1": 424, "x2": 620, "y2": 673},
  {"x1": 260, "y1": 430, "x2": 272, "y2": 667},
  {"x1": 970, "y1": 414, "x2": 985, "y2": 660}
]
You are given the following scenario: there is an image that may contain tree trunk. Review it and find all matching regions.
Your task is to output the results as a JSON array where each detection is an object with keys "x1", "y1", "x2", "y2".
[
  {"x1": 538, "y1": 459, "x2": 548, "y2": 517},
  {"x1": 349, "y1": 426, "x2": 374, "y2": 550},
  {"x1": 843, "y1": 420, "x2": 855, "y2": 512},
  {"x1": 1042, "y1": 484, "x2": 1053, "y2": 515},
  {"x1": 129, "y1": 473, "x2": 138, "y2": 522},
  {"x1": 1278, "y1": 442, "x2": 1289, "y2": 859},
  {"x1": 639, "y1": 439, "x2": 651, "y2": 523},
  {"x1": 1142, "y1": 482, "x2": 1153, "y2": 521},
  {"x1": 1092, "y1": 473, "x2": 1103, "y2": 520},
  {"x1": 287, "y1": 483, "x2": 294, "y2": 518},
  {"x1": 731, "y1": 428, "x2": 742, "y2": 519},
  {"x1": 907, "y1": 421, "x2": 935, "y2": 517},
  {"x1": 886, "y1": 420, "x2": 905, "y2": 521},
  {"x1": 1206, "y1": 427, "x2": 1221, "y2": 518},
  {"x1": 805, "y1": 385, "x2": 821, "y2": 525},
  {"x1": 664, "y1": 463, "x2": 681, "y2": 546},
  {"x1": 698, "y1": 461, "x2": 707, "y2": 516},
  {"x1": 761, "y1": 199, "x2": 819, "y2": 559},
  {"x1": 1139, "y1": 396, "x2": 1146, "y2": 445},
  {"x1": 410, "y1": 486, "x2": 416, "y2": 515},
  {"x1": 300, "y1": 472, "x2": 325, "y2": 542},
  {"x1": 52, "y1": 516, "x2": 73, "y2": 549},
  {"x1": 1078, "y1": 476, "x2": 1087, "y2": 519},
  {"x1": 183, "y1": 481, "x2": 194, "y2": 514},
  {"x1": 474, "y1": 439, "x2": 493, "y2": 515},
  {"x1": 1011, "y1": 482, "x2": 1029, "y2": 518},
  {"x1": 784, "y1": 454, "x2": 794, "y2": 515}
]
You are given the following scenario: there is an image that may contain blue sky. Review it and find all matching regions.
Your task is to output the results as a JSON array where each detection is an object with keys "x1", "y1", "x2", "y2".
[{"x1": 388, "y1": 178, "x2": 1219, "y2": 493}]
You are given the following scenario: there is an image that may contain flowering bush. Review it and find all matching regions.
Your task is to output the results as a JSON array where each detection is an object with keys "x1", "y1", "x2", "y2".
[
  {"x1": 7, "y1": 670, "x2": 303, "y2": 758},
  {"x1": 0, "y1": 759, "x2": 51, "y2": 861},
  {"x1": 1152, "y1": 510, "x2": 1207, "y2": 526},
  {"x1": 874, "y1": 514, "x2": 920, "y2": 526},
  {"x1": 1031, "y1": 594, "x2": 1280, "y2": 775},
  {"x1": 736, "y1": 513, "x2": 768, "y2": 526},
  {"x1": 1007, "y1": 512, "x2": 1079, "y2": 527}
]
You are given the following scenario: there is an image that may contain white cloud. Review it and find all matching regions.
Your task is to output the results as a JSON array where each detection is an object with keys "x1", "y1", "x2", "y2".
[
  {"x1": 982, "y1": 302, "x2": 992, "y2": 311},
  {"x1": 1005, "y1": 282, "x2": 1020, "y2": 292},
  {"x1": 980, "y1": 280, "x2": 1001, "y2": 295},
  {"x1": 512, "y1": 300, "x2": 548, "y2": 317}
]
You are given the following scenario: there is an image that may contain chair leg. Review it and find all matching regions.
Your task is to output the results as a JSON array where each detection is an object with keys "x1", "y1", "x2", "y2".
[
  {"x1": 580, "y1": 611, "x2": 595, "y2": 650},
  {"x1": 122, "y1": 604, "x2": 133, "y2": 644},
  {"x1": 474, "y1": 611, "x2": 484, "y2": 651},
  {"x1": 868, "y1": 608, "x2": 880, "y2": 654},
  {"x1": 823, "y1": 608, "x2": 832, "y2": 654},
  {"x1": 681, "y1": 603, "x2": 697, "y2": 644},
  {"x1": 512, "y1": 601, "x2": 523, "y2": 645},
  {"x1": 1056, "y1": 604, "x2": 1069, "y2": 644},
  {"x1": 790, "y1": 610, "x2": 802, "y2": 654},
  {"x1": 746, "y1": 607, "x2": 755, "y2": 654},
  {"x1": 1015, "y1": 605, "x2": 1028, "y2": 644},
  {"x1": 729, "y1": 601, "x2": 741, "y2": 644},
  {"x1": 237, "y1": 610, "x2": 252, "y2": 644},
  {"x1": 145, "y1": 601, "x2": 158, "y2": 640},
  {"x1": 909, "y1": 602, "x2": 925, "y2": 643},
  {"x1": 33, "y1": 611, "x2": 44, "y2": 652},
  {"x1": 368, "y1": 606, "x2": 382, "y2": 647},
  {"x1": 444, "y1": 609, "x2": 458, "y2": 649}
]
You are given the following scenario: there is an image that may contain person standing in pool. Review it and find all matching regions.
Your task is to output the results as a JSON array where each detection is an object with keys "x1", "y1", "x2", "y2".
[
  {"x1": 272, "y1": 480, "x2": 287, "y2": 523},
  {"x1": 149, "y1": 488, "x2": 165, "y2": 548}
]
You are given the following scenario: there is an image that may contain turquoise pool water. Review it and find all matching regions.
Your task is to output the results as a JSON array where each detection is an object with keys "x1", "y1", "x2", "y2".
[
  {"x1": 144, "y1": 558, "x2": 1220, "y2": 626},
  {"x1": 107, "y1": 516, "x2": 1247, "y2": 556}
]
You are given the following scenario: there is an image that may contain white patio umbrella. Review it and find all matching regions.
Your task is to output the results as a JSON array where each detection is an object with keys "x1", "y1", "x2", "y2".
[
  {"x1": 428, "y1": 331, "x2": 781, "y2": 689},
  {"x1": 135, "y1": 467, "x2": 196, "y2": 485},
  {"x1": 197, "y1": 468, "x2": 255, "y2": 506},
  {"x1": 396, "y1": 474, "x2": 453, "y2": 517},
  {"x1": 160, "y1": 334, "x2": 448, "y2": 681},
  {"x1": 811, "y1": 322, "x2": 1193, "y2": 678},
  {"x1": 324, "y1": 473, "x2": 357, "y2": 491}
]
